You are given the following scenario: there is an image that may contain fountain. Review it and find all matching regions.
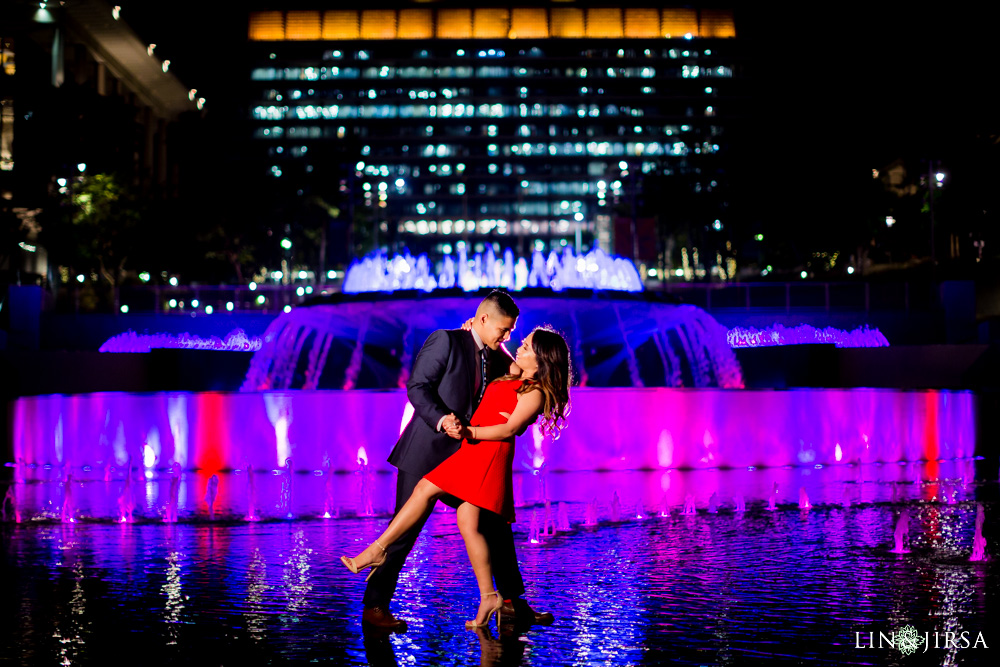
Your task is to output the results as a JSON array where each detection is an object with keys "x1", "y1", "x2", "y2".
[
  {"x1": 841, "y1": 487, "x2": 852, "y2": 508},
  {"x1": 733, "y1": 494, "x2": 746, "y2": 512},
  {"x1": 61, "y1": 472, "x2": 76, "y2": 524},
  {"x1": 798, "y1": 487, "x2": 811, "y2": 510},
  {"x1": 543, "y1": 501, "x2": 556, "y2": 536},
  {"x1": 3, "y1": 485, "x2": 20, "y2": 523},
  {"x1": 242, "y1": 249, "x2": 741, "y2": 393},
  {"x1": 557, "y1": 502, "x2": 571, "y2": 532},
  {"x1": 245, "y1": 463, "x2": 260, "y2": 522},
  {"x1": 610, "y1": 491, "x2": 622, "y2": 522},
  {"x1": 117, "y1": 459, "x2": 135, "y2": 523},
  {"x1": 681, "y1": 494, "x2": 696, "y2": 516},
  {"x1": 528, "y1": 509, "x2": 541, "y2": 544},
  {"x1": 584, "y1": 498, "x2": 598, "y2": 527},
  {"x1": 280, "y1": 457, "x2": 294, "y2": 519},
  {"x1": 766, "y1": 482, "x2": 778, "y2": 511},
  {"x1": 164, "y1": 462, "x2": 181, "y2": 523},
  {"x1": 322, "y1": 461, "x2": 338, "y2": 519},
  {"x1": 356, "y1": 451, "x2": 375, "y2": 517},
  {"x1": 659, "y1": 494, "x2": 671, "y2": 518},
  {"x1": 970, "y1": 504, "x2": 988, "y2": 562},
  {"x1": 707, "y1": 492, "x2": 718, "y2": 514},
  {"x1": 204, "y1": 474, "x2": 219, "y2": 520},
  {"x1": 889, "y1": 512, "x2": 911, "y2": 554}
]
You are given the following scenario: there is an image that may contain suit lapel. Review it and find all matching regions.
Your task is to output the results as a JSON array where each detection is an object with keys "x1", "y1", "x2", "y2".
[{"x1": 462, "y1": 330, "x2": 478, "y2": 411}]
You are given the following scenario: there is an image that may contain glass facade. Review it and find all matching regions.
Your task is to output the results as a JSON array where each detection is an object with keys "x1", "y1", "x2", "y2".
[{"x1": 248, "y1": 5, "x2": 738, "y2": 265}]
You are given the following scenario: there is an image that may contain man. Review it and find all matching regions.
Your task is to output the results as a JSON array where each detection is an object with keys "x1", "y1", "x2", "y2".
[{"x1": 362, "y1": 290, "x2": 554, "y2": 631}]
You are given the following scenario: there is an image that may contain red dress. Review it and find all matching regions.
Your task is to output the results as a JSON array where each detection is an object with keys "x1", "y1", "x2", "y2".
[{"x1": 424, "y1": 379, "x2": 523, "y2": 522}]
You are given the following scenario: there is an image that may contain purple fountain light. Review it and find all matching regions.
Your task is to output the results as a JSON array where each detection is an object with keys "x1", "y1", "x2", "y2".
[
  {"x1": 99, "y1": 328, "x2": 262, "y2": 353},
  {"x1": 204, "y1": 474, "x2": 219, "y2": 520},
  {"x1": 343, "y1": 246, "x2": 643, "y2": 294},
  {"x1": 727, "y1": 323, "x2": 889, "y2": 348}
]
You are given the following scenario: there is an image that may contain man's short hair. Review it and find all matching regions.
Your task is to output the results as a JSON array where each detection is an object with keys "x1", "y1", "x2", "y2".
[{"x1": 480, "y1": 290, "x2": 519, "y2": 319}]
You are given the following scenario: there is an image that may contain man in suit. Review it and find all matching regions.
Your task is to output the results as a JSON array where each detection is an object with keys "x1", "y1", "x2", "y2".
[{"x1": 362, "y1": 290, "x2": 553, "y2": 631}]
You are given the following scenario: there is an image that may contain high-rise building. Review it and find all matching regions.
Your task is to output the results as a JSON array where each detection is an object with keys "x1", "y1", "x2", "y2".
[{"x1": 247, "y1": 2, "x2": 740, "y2": 277}]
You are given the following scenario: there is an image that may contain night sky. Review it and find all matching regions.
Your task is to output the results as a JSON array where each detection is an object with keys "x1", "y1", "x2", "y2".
[{"x1": 117, "y1": 2, "x2": 1000, "y2": 255}]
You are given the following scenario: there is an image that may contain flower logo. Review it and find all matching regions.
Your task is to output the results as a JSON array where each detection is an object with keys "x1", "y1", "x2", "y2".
[{"x1": 896, "y1": 625, "x2": 922, "y2": 656}]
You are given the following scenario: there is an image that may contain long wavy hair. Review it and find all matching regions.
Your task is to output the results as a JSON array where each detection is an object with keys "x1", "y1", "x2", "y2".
[{"x1": 498, "y1": 326, "x2": 572, "y2": 438}]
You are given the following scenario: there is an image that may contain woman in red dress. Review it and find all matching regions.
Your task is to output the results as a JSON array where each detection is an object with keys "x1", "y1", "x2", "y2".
[{"x1": 342, "y1": 326, "x2": 571, "y2": 628}]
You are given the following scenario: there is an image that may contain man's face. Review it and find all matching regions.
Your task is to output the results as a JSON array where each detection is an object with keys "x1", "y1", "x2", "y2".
[{"x1": 481, "y1": 313, "x2": 516, "y2": 350}]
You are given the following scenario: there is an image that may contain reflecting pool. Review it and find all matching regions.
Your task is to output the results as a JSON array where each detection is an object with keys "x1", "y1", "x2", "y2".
[{"x1": 2, "y1": 461, "x2": 996, "y2": 666}]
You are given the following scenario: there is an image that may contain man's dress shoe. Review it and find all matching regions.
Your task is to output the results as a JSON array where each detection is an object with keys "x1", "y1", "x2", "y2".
[
  {"x1": 500, "y1": 598, "x2": 554, "y2": 625},
  {"x1": 362, "y1": 606, "x2": 408, "y2": 632}
]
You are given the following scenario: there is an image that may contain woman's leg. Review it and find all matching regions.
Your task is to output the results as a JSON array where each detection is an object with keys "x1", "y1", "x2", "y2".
[
  {"x1": 456, "y1": 502, "x2": 500, "y2": 625},
  {"x1": 350, "y1": 478, "x2": 444, "y2": 567}
]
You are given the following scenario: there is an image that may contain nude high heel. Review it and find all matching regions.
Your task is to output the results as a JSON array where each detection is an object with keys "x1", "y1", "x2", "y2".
[
  {"x1": 465, "y1": 590, "x2": 502, "y2": 629},
  {"x1": 340, "y1": 540, "x2": 388, "y2": 582}
]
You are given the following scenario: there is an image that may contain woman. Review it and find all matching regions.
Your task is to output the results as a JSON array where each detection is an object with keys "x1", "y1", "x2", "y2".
[{"x1": 341, "y1": 326, "x2": 571, "y2": 628}]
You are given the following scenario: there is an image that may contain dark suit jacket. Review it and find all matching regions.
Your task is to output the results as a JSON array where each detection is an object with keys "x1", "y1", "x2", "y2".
[{"x1": 388, "y1": 329, "x2": 512, "y2": 477}]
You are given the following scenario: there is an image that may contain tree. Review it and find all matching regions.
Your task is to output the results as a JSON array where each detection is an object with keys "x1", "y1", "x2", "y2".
[{"x1": 43, "y1": 173, "x2": 141, "y2": 308}]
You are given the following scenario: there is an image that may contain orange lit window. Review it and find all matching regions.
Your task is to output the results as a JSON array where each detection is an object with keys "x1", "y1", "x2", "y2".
[
  {"x1": 509, "y1": 8, "x2": 548, "y2": 38},
  {"x1": 473, "y1": 8, "x2": 510, "y2": 38},
  {"x1": 624, "y1": 8, "x2": 659, "y2": 38},
  {"x1": 437, "y1": 8, "x2": 473, "y2": 38},
  {"x1": 322, "y1": 10, "x2": 359, "y2": 40},
  {"x1": 661, "y1": 8, "x2": 699, "y2": 38},
  {"x1": 361, "y1": 10, "x2": 397, "y2": 39},
  {"x1": 586, "y1": 8, "x2": 623, "y2": 38},
  {"x1": 398, "y1": 9, "x2": 433, "y2": 39},
  {"x1": 700, "y1": 9, "x2": 737, "y2": 38},
  {"x1": 248, "y1": 11, "x2": 284, "y2": 41},
  {"x1": 285, "y1": 11, "x2": 321, "y2": 41},
  {"x1": 550, "y1": 7, "x2": 584, "y2": 38}
]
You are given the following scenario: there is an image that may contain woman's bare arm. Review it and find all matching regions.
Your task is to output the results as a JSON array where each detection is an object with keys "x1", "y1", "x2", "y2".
[{"x1": 463, "y1": 390, "x2": 543, "y2": 441}]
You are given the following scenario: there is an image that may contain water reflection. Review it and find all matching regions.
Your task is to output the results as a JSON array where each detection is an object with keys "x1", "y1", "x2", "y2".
[{"x1": 2, "y1": 463, "x2": 997, "y2": 665}]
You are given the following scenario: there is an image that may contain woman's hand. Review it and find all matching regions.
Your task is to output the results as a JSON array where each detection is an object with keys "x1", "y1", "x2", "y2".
[
  {"x1": 460, "y1": 317, "x2": 475, "y2": 331},
  {"x1": 444, "y1": 421, "x2": 466, "y2": 440}
]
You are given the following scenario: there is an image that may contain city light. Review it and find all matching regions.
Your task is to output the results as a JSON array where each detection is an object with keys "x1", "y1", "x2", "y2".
[
  {"x1": 168, "y1": 299, "x2": 177, "y2": 308},
  {"x1": 283, "y1": 305, "x2": 292, "y2": 313},
  {"x1": 226, "y1": 302, "x2": 234, "y2": 312},
  {"x1": 885, "y1": 216, "x2": 896, "y2": 228},
  {"x1": 120, "y1": 305, "x2": 129, "y2": 313},
  {"x1": 139, "y1": 272, "x2": 150, "y2": 282},
  {"x1": 280, "y1": 238, "x2": 292, "y2": 250},
  {"x1": 847, "y1": 267, "x2": 855, "y2": 275},
  {"x1": 249, "y1": 281, "x2": 257, "y2": 291},
  {"x1": 712, "y1": 220, "x2": 723, "y2": 231},
  {"x1": 57, "y1": 178, "x2": 67, "y2": 187},
  {"x1": 800, "y1": 271, "x2": 808, "y2": 279},
  {"x1": 935, "y1": 172, "x2": 945, "y2": 183},
  {"x1": 297, "y1": 270, "x2": 307, "y2": 279},
  {"x1": 256, "y1": 295, "x2": 266, "y2": 305},
  {"x1": 77, "y1": 163, "x2": 86, "y2": 172},
  {"x1": 327, "y1": 270, "x2": 336, "y2": 280},
  {"x1": 205, "y1": 305, "x2": 213, "y2": 314},
  {"x1": 191, "y1": 299, "x2": 200, "y2": 308},
  {"x1": 169, "y1": 276, "x2": 178, "y2": 286},
  {"x1": 75, "y1": 274, "x2": 85, "y2": 283},
  {"x1": 755, "y1": 234, "x2": 764, "y2": 241}
]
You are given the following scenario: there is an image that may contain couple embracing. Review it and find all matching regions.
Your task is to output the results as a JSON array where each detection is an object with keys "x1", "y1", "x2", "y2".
[{"x1": 341, "y1": 290, "x2": 571, "y2": 631}]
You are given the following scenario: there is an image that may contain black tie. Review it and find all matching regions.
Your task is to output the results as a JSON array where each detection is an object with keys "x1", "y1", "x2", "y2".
[{"x1": 477, "y1": 349, "x2": 489, "y2": 404}]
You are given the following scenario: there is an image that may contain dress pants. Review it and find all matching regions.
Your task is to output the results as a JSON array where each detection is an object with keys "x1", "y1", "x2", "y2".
[{"x1": 362, "y1": 469, "x2": 525, "y2": 608}]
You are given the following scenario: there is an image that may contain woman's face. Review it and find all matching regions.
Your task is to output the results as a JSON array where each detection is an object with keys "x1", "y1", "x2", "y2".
[{"x1": 515, "y1": 332, "x2": 539, "y2": 376}]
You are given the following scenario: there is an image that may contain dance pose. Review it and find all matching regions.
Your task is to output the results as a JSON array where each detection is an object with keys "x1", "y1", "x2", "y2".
[{"x1": 343, "y1": 323, "x2": 571, "y2": 629}]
